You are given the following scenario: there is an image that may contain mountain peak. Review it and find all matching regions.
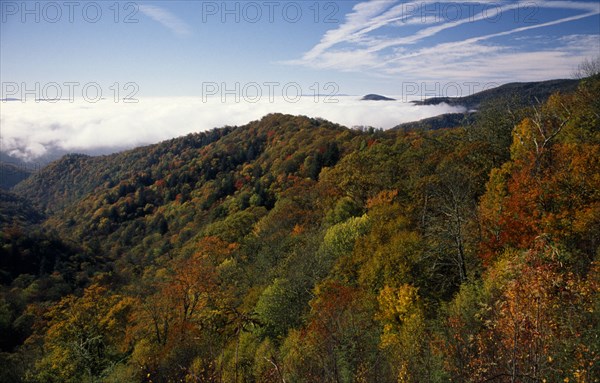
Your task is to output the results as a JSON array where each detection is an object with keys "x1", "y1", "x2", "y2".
[{"x1": 361, "y1": 94, "x2": 396, "y2": 101}]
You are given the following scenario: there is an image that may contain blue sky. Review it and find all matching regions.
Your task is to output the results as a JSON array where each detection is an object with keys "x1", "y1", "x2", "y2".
[
  {"x1": 1, "y1": 0, "x2": 599, "y2": 97},
  {"x1": 1, "y1": 1, "x2": 599, "y2": 161}
]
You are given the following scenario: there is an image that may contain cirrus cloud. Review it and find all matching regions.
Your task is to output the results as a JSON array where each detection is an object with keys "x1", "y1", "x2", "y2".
[
  {"x1": 286, "y1": 1, "x2": 600, "y2": 83},
  {"x1": 139, "y1": 5, "x2": 192, "y2": 36}
]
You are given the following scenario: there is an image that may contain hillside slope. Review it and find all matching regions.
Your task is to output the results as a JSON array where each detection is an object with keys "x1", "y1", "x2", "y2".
[
  {"x1": 2, "y1": 78, "x2": 599, "y2": 383},
  {"x1": 411, "y1": 78, "x2": 579, "y2": 109},
  {"x1": 393, "y1": 78, "x2": 580, "y2": 131}
]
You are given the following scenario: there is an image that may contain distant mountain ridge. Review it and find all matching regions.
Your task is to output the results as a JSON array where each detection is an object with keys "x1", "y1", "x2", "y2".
[
  {"x1": 0, "y1": 162, "x2": 37, "y2": 190},
  {"x1": 411, "y1": 78, "x2": 579, "y2": 109},
  {"x1": 361, "y1": 94, "x2": 396, "y2": 101},
  {"x1": 8, "y1": 78, "x2": 583, "y2": 196},
  {"x1": 393, "y1": 112, "x2": 477, "y2": 132},
  {"x1": 395, "y1": 78, "x2": 580, "y2": 131}
]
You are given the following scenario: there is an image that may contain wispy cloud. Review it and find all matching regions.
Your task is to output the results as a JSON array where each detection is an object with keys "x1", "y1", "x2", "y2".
[
  {"x1": 289, "y1": 0, "x2": 600, "y2": 83},
  {"x1": 139, "y1": 5, "x2": 192, "y2": 36}
]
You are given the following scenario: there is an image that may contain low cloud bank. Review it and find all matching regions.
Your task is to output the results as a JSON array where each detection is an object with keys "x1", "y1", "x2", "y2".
[{"x1": 1, "y1": 97, "x2": 464, "y2": 161}]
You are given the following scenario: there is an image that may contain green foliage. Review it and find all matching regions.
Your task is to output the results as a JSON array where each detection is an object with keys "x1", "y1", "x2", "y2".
[
  {"x1": 254, "y1": 278, "x2": 306, "y2": 340},
  {"x1": 33, "y1": 285, "x2": 132, "y2": 383},
  {"x1": 1, "y1": 77, "x2": 599, "y2": 382},
  {"x1": 321, "y1": 214, "x2": 370, "y2": 266}
]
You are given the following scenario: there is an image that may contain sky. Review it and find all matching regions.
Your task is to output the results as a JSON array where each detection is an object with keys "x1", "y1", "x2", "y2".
[{"x1": 1, "y1": 0, "x2": 599, "y2": 161}]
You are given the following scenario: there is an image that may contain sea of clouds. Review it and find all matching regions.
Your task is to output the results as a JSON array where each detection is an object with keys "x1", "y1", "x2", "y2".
[{"x1": 0, "y1": 97, "x2": 464, "y2": 162}]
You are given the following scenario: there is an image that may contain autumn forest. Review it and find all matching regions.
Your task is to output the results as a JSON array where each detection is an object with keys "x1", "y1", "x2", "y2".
[{"x1": 0, "y1": 76, "x2": 599, "y2": 382}]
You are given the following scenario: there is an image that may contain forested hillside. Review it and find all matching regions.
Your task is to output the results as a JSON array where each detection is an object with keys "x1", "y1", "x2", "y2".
[{"x1": 1, "y1": 77, "x2": 598, "y2": 383}]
